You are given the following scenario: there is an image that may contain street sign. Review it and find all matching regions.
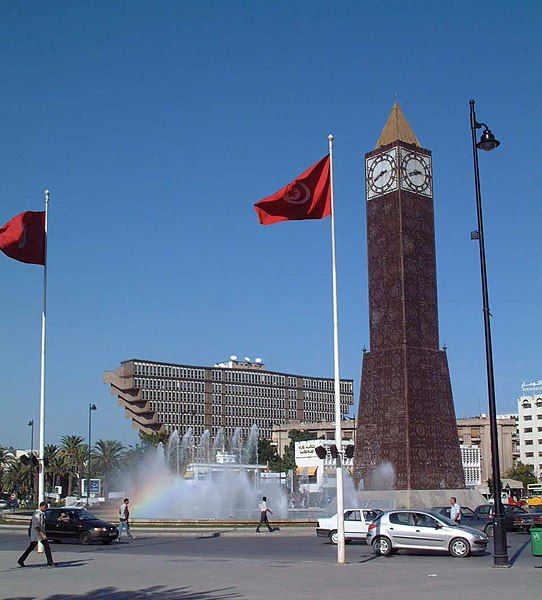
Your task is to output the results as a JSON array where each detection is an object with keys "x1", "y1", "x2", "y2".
[{"x1": 81, "y1": 479, "x2": 101, "y2": 496}]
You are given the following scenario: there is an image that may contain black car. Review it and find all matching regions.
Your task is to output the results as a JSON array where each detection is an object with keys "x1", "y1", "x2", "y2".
[
  {"x1": 511, "y1": 508, "x2": 542, "y2": 532},
  {"x1": 431, "y1": 506, "x2": 491, "y2": 534},
  {"x1": 473, "y1": 504, "x2": 527, "y2": 534},
  {"x1": 44, "y1": 508, "x2": 119, "y2": 545}
]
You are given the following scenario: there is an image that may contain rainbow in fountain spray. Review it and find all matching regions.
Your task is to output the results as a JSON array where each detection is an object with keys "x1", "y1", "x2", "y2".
[{"x1": 128, "y1": 425, "x2": 288, "y2": 520}]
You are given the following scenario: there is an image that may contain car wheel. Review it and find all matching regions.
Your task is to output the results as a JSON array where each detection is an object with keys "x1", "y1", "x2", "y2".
[
  {"x1": 79, "y1": 532, "x2": 92, "y2": 545},
  {"x1": 484, "y1": 524, "x2": 494, "y2": 537},
  {"x1": 373, "y1": 536, "x2": 393, "y2": 556},
  {"x1": 329, "y1": 530, "x2": 339, "y2": 545},
  {"x1": 449, "y1": 537, "x2": 470, "y2": 558}
]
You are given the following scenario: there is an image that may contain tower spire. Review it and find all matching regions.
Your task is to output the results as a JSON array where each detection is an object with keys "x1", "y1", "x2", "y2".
[{"x1": 376, "y1": 101, "x2": 420, "y2": 148}]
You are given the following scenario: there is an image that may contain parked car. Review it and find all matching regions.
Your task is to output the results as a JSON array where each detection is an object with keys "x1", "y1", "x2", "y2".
[
  {"x1": 512, "y1": 508, "x2": 542, "y2": 532},
  {"x1": 316, "y1": 508, "x2": 383, "y2": 544},
  {"x1": 367, "y1": 510, "x2": 488, "y2": 558},
  {"x1": 431, "y1": 506, "x2": 491, "y2": 535},
  {"x1": 44, "y1": 507, "x2": 118, "y2": 545},
  {"x1": 474, "y1": 504, "x2": 527, "y2": 534}
]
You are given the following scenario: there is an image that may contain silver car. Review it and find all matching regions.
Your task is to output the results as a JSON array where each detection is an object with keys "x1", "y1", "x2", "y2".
[{"x1": 366, "y1": 509, "x2": 488, "y2": 558}]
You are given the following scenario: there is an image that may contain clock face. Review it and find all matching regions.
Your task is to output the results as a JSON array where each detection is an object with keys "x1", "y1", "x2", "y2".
[
  {"x1": 366, "y1": 148, "x2": 398, "y2": 199},
  {"x1": 400, "y1": 149, "x2": 432, "y2": 196}
]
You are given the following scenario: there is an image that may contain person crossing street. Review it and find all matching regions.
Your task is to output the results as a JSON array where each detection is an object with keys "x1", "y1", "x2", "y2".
[{"x1": 18, "y1": 502, "x2": 55, "y2": 568}]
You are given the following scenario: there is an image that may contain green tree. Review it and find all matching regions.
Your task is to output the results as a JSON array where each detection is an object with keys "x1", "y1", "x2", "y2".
[
  {"x1": 3, "y1": 459, "x2": 32, "y2": 497},
  {"x1": 257, "y1": 439, "x2": 282, "y2": 471},
  {"x1": 92, "y1": 439, "x2": 125, "y2": 495},
  {"x1": 505, "y1": 463, "x2": 538, "y2": 489},
  {"x1": 139, "y1": 431, "x2": 169, "y2": 447},
  {"x1": 60, "y1": 435, "x2": 85, "y2": 496},
  {"x1": 282, "y1": 429, "x2": 314, "y2": 472},
  {"x1": 0, "y1": 447, "x2": 15, "y2": 495}
]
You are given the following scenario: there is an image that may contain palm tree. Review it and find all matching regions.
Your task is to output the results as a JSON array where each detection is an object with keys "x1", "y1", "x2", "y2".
[
  {"x1": 3, "y1": 459, "x2": 31, "y2": 497},
  {"x1": 0, "y1": 447, "x2": 15, "y2": 495},
  {"x1": 60, "y1": 435, "x2": 85, "y2": 496},
  {"x1": 92, "y1": 440, "x2": 125, "y2": 496}
]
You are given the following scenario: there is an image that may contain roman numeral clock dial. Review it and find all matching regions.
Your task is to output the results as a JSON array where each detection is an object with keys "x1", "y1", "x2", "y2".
[
  {"x1": 366, "y1": 148, "x2": 398, "y2": 199},
  {"x1": 400, "y1": 148, "x2": 432, "y2": 197}
]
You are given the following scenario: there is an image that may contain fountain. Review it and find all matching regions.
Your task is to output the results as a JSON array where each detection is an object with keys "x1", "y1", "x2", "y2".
[{"x1": 127, "y1": 425, "x2": 288, "y2": 520}]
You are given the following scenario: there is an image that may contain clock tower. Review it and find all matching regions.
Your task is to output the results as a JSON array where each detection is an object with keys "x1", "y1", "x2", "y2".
[{"x1": 353, "y1": 103, "x2": 465, "y2": 490}]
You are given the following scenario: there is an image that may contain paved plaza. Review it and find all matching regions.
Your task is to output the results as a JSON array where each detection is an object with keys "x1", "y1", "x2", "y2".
[{"x1": 1, "y1": 529, "x2": 541, "y2": 599}]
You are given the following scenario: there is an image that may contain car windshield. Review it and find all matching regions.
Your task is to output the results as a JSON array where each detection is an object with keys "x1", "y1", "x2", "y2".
[
  {"x1": 433, "y1": 514, "x2": 458, "y2": 527},
  {"x1": 77, "y1": 509, "x2": 98, "y2": 521}
]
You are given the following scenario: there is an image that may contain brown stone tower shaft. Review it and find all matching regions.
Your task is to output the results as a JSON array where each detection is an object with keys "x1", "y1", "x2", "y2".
[{"x1": 353, "y1": 103, "x2": 465, "y2": 490}]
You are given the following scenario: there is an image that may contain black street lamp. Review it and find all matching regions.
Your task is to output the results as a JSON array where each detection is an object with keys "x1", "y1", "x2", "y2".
[
  {"x1": 469, "y1": 99, "x2": 508, "y2": 568},
  {"x1": 87, "y1": 404, "x2": 97, "y2": 506}
]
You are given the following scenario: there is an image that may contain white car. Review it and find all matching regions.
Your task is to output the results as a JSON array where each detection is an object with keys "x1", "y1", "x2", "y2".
[{"x1": 317, "y1": 508, "x2": 383, "y2": 544}]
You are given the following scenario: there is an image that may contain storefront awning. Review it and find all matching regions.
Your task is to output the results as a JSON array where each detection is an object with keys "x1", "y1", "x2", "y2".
[{"x1": 296, "y1": 466, "x2": 317, "y2": 476}]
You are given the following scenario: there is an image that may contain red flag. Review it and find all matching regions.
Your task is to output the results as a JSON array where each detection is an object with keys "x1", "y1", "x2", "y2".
[
  {"x1": 254, "y1": 155, "x2": 331, "y2": 225},
  {"x1": 0, "y1": 211, "x2": 46, "y2": 265}
]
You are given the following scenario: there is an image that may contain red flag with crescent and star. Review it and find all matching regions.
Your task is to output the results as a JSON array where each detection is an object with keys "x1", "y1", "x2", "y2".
[
  {"x1": 0, "y1": 211, "x2": 46, "y2": 265},
  {"x1": 254, "y1": 155, "x2": 331, "y2": 225}
]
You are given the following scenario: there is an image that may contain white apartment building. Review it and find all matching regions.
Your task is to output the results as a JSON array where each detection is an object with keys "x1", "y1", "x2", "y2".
[{"x1": 517, "y1": 380, "x2": 542, "y2": 480}]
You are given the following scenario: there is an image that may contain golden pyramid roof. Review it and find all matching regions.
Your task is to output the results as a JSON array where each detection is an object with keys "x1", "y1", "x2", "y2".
[{"x1": 376, "y1": 102, "x2": 421, "y2": 148}]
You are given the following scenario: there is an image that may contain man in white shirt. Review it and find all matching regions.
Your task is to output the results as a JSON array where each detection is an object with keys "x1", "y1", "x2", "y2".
[
  {"x1": 256, "y1": 496, "x2": 274, "y2": 532},
  {"x1": 450, "y1": 496, "x2": 461, "y2": 524}
]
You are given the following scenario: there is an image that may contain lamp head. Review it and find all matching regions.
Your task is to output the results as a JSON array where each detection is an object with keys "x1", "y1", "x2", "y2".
[
  {"x1": 477, "y1": 128, "x2": 500, "y2": 151},
  {"x1": 90, "y1": 403, "x2": 97, "y2": 411}
]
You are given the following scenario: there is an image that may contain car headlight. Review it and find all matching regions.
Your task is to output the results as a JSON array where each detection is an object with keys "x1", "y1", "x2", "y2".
[{"x1": 93, "y1": 527, "x2": 107, "y2": 532}]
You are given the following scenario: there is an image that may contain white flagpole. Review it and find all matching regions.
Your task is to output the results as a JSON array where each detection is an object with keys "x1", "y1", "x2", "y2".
[
  {"x1": 327, "y1": 134, "x2": 346, "y2": 564},
  {"x1": 38, "y1": 189, "x2": 49, "y2": 506}
]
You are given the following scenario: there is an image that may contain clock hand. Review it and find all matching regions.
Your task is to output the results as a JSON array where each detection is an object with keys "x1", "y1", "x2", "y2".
[
  {"x1": 408, "y1": 169, "x2": 422, "y2": 176},
  {"x1": 373, "y1": 169, "x2": 388, "y2": 182}
]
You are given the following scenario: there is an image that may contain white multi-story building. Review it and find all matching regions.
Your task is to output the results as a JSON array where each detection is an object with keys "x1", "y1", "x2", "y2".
[
  {"x1": 517, "y1": 380, "x2": 542, "y2": 480},
  {"x1": 460, "y1": 445, "x2": 482, "y2": 488}
]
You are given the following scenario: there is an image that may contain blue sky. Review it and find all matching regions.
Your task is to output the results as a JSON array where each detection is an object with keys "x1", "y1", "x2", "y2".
[{"x1": 1, "y1": 1, "x2": 540, "y2": 449}]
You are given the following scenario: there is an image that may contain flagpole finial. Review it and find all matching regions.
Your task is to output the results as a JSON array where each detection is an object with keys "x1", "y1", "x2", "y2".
[{"x1": 328, "y1": 133, "x2": 334, "y2": 142}]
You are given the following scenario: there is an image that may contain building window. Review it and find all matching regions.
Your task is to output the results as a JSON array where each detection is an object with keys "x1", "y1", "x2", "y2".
[
  {"x1": 525, "y1": 440, "x2": 533, "y2": 445},
  {"x1": 525, "y1": 416, "x2": 532, "y2": 421},
  {"x1": 525, "y1": 428, "x2": 533, "y2": 433},
  {"x1": 526, "y1": 452, "x2": 534, "y2": 457}
]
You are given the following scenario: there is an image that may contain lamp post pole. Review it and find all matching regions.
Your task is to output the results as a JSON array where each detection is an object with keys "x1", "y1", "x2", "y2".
[
  {"x1": 28, "y1": 420, "x2": 34, "y2": 502},
  {"x1": 87, "y1": 404, "x2": 97, "y2": 507},
  {"x1": 469, "y1": 99, "x2": 508, "y2": 568}
]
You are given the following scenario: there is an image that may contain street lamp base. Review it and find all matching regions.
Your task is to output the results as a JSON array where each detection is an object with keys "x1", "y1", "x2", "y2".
[{"x1": 492, "y1": 556, "x2": 510, "y2": 568}]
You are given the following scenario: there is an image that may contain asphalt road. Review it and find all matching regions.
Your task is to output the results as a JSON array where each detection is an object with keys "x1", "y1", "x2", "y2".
[{"x1": 1, "y1": 530, "x2": 540, "y2": 600}]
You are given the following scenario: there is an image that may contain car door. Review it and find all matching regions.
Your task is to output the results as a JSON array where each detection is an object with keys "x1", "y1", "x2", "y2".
[
  {"x1": 409, "y1": 512, "x2": 447, "y2": 549},
  {"x1": 387, "y1": 511, "x2": 418, "y2": 548},
  {"x1": 44, "y1": 509, "x2": 60, "y2": 538},
  {"x1": 62, "y1": 510, "x2": 82, "y2": 540},
  {"x1": 344, "y1": 510, "x2": 365, "y2": 539}
]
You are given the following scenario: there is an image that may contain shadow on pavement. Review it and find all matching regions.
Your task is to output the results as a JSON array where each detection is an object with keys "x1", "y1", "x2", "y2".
[
  {"x1": 7, "y1": 585, "x2": 242, "y2": 600},
  {"x1": 508, "y1": 538, "x2": 531, "y2": 566}
]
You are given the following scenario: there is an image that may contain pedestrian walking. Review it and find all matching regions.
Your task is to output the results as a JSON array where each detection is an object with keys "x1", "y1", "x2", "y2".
[
  {"x1": 18, "y1": 502, "x2": 55, "y2": 568},
  {"x1": 256, "y1": 496, "x2": 274, "y2": 532},
  {"x1": 450, "y1": 496, "x2": 461, "y2": 524},
  {"x1": 118, "y1": 497, "x2": 135, "y2": 541}
]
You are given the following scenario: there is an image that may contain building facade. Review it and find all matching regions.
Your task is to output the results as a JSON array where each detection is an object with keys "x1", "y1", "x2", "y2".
[
  {"x1": 354, "y1": 102, "x2": 464, "y2": 490},
  {"x1": 105, "y1": 358, "x2": 354, "y2": 440},
  {"x1": 274, "y1": 415, "x2": 517, "y2": 487},
  {"x1": 456, "y1": 415, "x2": 518, "y2": 484},
  {"x1": 517, "y1": 380, "x2": 542, "y2": 480}
]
